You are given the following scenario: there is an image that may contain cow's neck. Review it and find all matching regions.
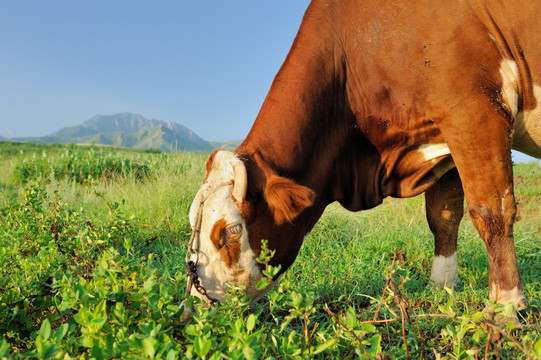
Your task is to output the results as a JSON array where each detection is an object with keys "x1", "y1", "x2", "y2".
[
  {"x1": 236, "y1": 5, "x2": 383, "y2": 214},
  {"x1": 237, "y1": 23, "x2": 346, "y2": 175},
  {"x1": 233, "y1": 4, "x2": 387, "y2": 274}
]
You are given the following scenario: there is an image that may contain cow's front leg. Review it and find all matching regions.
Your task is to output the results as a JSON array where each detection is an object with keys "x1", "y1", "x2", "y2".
[
  {"x1": 467, "y1": 186, "x2": 526, "y2": 308},
  {"x1": 425, "y1": 168, "x2": 464, "y2": 288},
  {"x1": 440, "y1": 111, "x2": 527, "y2": 309}
]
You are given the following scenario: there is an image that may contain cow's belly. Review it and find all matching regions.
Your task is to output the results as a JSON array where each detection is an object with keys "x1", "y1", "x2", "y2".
[{"x1": 512, "y1": 85, "x2": 541, "y2": 159}]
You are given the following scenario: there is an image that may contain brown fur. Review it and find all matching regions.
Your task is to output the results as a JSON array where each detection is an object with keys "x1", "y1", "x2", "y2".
[
  {"x1": 210, "y1": 218, "x2": 241, "y2": 268},
  {"x1": 236, "y1": 198, "x2": 255, "y2": 223},
  {"x1": 210, "y1": 218, "x2": 227, "y2": 248},
  {"x1": 204, "y1": 150, "x2": 220, "y2": 182},
  {"x1": 425, "y1": 169, "x2": 464, "y2": 257},
  {"x1": 264, "y1": 176, "x2": 316, "y2": 225}
]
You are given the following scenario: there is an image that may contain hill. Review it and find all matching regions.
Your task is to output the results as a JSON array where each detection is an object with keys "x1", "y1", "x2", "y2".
[
  {"x1": 34, "y1": 113, "x2": 214, "y2": 152},
  {"x1": 209, "y1": 140, "x2": 243, "y2": 151}
]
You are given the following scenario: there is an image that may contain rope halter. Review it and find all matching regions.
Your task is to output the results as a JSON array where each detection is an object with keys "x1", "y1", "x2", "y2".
[{"x1": 181, "y1": 181, "x2": 235, "y2": 305}]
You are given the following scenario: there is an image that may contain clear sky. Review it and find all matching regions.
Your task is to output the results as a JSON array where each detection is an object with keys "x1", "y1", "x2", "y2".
[
  {"x1": 0, "y1": 1, "x2": 537, "y2": 163},
  {"x1": 0, "y1": 1, "x2": 310, "y2": 142}
]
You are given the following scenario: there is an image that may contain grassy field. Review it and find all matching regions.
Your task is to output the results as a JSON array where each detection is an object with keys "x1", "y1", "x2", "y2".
[{"x1": 0, "y1": 141, "x2": 539, "y2": 359}]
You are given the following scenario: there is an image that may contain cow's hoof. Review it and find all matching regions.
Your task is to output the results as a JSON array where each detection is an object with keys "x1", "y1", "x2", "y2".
[
  {"x1": 426, "y1": 277, "x2": 459, "y2": 290},
  {"x1": 482, "y1": 302, "x2": 526, "y2": 327}
]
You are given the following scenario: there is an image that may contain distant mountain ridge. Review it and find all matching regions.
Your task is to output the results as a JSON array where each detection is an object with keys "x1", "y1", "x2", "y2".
[{"x1": 27, "y1": 113, "x2": 217, "y2": 152}]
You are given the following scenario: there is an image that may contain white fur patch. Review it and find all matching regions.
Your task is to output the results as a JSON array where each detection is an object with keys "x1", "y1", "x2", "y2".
[
  {"x1": 489, "y1": 285, "x2": 526, "y2": 308},
  {"x1": 430, "y1": 252, "x2": 458, "y2": 288},
  {"x1": 501, "y1": 188, "x2": 511, "y2": 215},
  {"x1": 418, "y1": 143, "x2": 451, "y2": 162},
  {"x1": 513, "y1": 85, "x2": 541, "y2": 158},
  {"x1": 499, "y1": 59, "x2": 520, "y2": 118},
  {"x1": 498, "y1": 58, "x2": 541, "y2": 158}
]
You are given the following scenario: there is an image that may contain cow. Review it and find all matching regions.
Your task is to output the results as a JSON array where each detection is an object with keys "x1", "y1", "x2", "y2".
[{"x1": 184, "y1": 0, "x2": 541, "y2": 314}]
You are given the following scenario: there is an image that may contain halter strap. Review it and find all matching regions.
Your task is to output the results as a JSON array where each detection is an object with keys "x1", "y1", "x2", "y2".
[{"x1": 181, "y1": 181, "x2": 234, "y2": 304}]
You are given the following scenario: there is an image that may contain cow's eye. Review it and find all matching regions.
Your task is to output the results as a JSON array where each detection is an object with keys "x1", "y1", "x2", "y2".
[{"x1": 223, "y1": 223, "x2": 242, "y2": 241}]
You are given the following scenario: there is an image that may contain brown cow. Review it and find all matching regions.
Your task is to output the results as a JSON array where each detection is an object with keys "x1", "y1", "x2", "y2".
[{"x1": 184, "y1": 0, "x2": 541, "y2": 313}]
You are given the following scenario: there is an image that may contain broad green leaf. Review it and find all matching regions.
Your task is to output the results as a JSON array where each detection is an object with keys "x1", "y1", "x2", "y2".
[
  {"x1": 256, "y1": 277, "x2": 270, "y2": 290},
  {"x1": 312, "y1": 339, "x2": 336, "y2": 355},
  {"x1": 90, "y1": 316, "x2": 107, "y2": 332},
  {"x1": 166, "y1": 350, "x2": 177, "y2": 360},
  {"x1": 39, "y1": 319, "x2": 51, "y2": 341},
  {"x1": 90, "y1": 345, "x2": 104, "y2": 360},
  {"x1": 143, "y1": 338, "x2": 157, "y2": 358},
  {"x1": 143, "y1": 276, "x2": 157, "y2": 293},
  {"x1": 242, "y1": 345, "x2": 256, "y2": 360},
  {"x1": 533, "y1": 338, "x2": 541, "y2": 358},
  {"x1": 54, "y1": 324, "x2": 69, "y2": 341},
  {"x1": 194, "y1": 336, "x2": 211, "y2": 357},
  {"x1": 360, "y1": 323, "x2": 377, "y2": 333},
  {"x1": 246, "y1": 314, "x2": 256, "y2": 333},
  {"x1": 0, "y1": 339, "x2": 10, "y2": 357},
  {"x1": 74, "y1": 307, "x2": 91, "y2": 326},
  {"x1": 472, "y1": 311, "x2": 485, "y2": 322},
  {"x1": 367, "y1": 334, "x2": 382, "y2": 354},
  {"x1": 42, "y1": 344, "x2": 59, "y2": 359}
]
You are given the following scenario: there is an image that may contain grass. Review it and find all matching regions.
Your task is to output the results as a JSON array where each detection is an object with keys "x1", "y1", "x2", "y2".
[{"x1": 0, "y1": 141, "x2": 539, "y2": 359}]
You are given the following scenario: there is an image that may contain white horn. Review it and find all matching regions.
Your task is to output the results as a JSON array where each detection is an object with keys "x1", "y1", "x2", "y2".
[
  {"x1": 189, "y1": 188, "x2": 203, "y2": 228},
  {"x1": 231, "y1": 159, "x2": 247, "y2": 203}
]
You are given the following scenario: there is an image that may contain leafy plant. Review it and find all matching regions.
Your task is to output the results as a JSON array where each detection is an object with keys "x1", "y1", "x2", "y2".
[{"x1": 0, "y1": 142, "x2": 539, "y2": 358}]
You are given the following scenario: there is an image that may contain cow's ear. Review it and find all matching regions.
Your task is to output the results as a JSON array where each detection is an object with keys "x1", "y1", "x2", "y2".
[{"x1": 264, "y1": 176, "x2": 315, "y2": 225}]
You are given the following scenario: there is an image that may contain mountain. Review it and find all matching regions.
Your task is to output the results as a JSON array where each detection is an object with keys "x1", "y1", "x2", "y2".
[
  {"x1": 209, "y1": 140, "x2": 243, "y2": 151},
  {"x1": 35, "y1": 113, "x2": 214, "y2": 152}
]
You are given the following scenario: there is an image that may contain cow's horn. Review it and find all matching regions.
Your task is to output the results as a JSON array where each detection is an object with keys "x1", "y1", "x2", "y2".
[{"x1": 232, "y1": 160, "x2": 247, "y2": 203}]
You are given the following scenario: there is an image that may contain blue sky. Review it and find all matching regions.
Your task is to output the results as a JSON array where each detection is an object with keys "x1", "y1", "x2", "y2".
[
  {"x1": 0, "y1": 1, "x2": 310, "y2": 141},
  {"x1": 0, "y1": 1, "x2": 537, "y2": 163}
]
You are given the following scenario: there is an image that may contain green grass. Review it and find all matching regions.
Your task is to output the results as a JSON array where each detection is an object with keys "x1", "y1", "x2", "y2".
[{"x1": 0, "y1": 141, "x2": 539, "y2": 359}]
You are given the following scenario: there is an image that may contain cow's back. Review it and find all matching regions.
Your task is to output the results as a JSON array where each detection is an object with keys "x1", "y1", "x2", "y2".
[{"x1": 318, "y1": 0, "x2": 541, "y2": 158}]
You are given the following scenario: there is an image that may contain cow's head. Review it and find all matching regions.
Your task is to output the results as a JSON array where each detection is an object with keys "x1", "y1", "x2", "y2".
[{"x1": 185, "y1": 150, "x2": 316, "y2": 304}]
